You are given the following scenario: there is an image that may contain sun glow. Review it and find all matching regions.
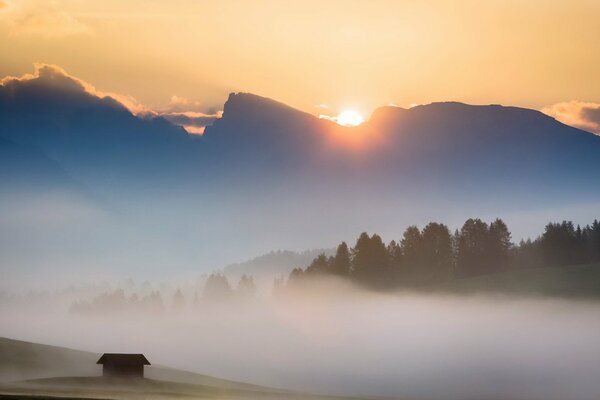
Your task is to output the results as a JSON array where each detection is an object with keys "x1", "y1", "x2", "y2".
[{"x1": 336, "y1": 110, "x2": 364, "y2": 126}]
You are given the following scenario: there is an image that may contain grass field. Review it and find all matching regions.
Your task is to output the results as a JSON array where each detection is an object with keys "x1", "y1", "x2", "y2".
[
  {"x1": 0, "y1": 377, "x2": 358, "y2": 400},
  {"x1": 433, "y1": 262, "x2": 600, "y2": 299},
  {"x1": 1, "y1": 376, "x2": 302, "y2": 400},
  {"x1": 0, "y1": 337, "x2": 277, "y2": 392},
  {"x1": 0, "y1": 338, "x2": 362, "y2": 400}
]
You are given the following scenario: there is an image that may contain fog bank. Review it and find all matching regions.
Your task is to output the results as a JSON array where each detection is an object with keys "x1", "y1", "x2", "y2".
[{"x1": 1, "y1": 283, "x2": 600, "y2": 400}]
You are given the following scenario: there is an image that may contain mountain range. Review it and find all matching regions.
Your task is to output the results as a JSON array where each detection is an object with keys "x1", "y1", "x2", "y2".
[{"x1": 2, "y1": 67, "x2": 600, "y2": 279}]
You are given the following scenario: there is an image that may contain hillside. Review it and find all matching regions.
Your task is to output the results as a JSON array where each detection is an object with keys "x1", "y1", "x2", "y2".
[
  {"x1": 0, "y1": 337, "x2": 274, "y2": 392},
  {"x1": 223, "y1": 249, "x2": 334, "y2": 287},
  {"x1": 1, "y1": 377, "x2": 287, "y2": 400},
  {"x1": 0, "y1": 338, "x2": 362, "y2": 400},
  {"x1": 433, "y1": 263, "x2": 600, "y2": 299}
]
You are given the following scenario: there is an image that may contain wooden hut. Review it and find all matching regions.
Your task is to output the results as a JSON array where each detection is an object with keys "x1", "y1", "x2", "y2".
[{"x1": 96, "y1": 353, "x2": 150, "y2": 378}]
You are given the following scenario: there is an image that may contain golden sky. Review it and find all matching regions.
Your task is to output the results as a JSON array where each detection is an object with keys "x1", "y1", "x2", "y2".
[{"x1": 1, "y1": 0, "x2": 600, "y2": 126}]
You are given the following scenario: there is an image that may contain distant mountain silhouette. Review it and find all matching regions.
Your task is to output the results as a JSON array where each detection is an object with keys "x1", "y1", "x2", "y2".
[
  {"x1": 205, "y1": 95, "x2": 600, "y2": 195},
  {"x1": 3, "y1": 68, "x2": 600, "y2": 275},
  {"x1": 223, "y1": 248, "x2": 334, "y2": 287},
  {"x1": 0, "y1": 136, "x2": 85, "y2": 196},
  {"x1": 3, "y1": 69, "x2": 600, "y2": 198},
  {"x1": 201, "y1": 93, "x2": 343, "y2": 182},
  {"x1": 0, "y1": 70, "x2": 198, "y2": 194},
  {"x1": 367, "y1": 102, "x2": 600, "y2": 182}
]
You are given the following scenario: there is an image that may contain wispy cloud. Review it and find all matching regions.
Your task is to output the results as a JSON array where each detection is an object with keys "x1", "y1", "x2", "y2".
[
  {"x1": 318, "y1": 114, "x2": 337, "y2": 123},
  {"x1": 0, "y1": 0, "x2": 91, "y2": 38},
  {"x1": 542, "y1": 101, "x2": 600, "y2": 135},
  {"x1": 159, "y1": 110, "x2": 222, "y2": 135}
]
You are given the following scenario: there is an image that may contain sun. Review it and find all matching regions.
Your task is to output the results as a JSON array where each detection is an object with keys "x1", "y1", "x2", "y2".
[{"x1": 336, "y1": 109, "x2": 364, "y2": 126}]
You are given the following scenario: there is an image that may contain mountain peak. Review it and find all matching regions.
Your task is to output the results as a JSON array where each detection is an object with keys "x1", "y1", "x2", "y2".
[
  {"x1": 203, "y1": 93, "x2": 323, "y2": 141},
  {"x1": 221, "y1": 92, "x2": 315, "y2": 121}
]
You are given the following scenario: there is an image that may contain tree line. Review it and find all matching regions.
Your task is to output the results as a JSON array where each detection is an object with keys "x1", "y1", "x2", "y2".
[
  {"x1": 288, "y1": 218, "x2": 600, "y2": 289},
  {"x1": 70, "y1": 274, "x2": 258, "y2": 314}
]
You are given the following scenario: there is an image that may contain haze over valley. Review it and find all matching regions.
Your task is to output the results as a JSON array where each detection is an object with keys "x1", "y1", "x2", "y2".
[
  {"x1": 2, "y1": 64, "x2": 600, "y2": 287},
  {"x1": 2, "y1": 2, "x2": 600, "y2": 399}
]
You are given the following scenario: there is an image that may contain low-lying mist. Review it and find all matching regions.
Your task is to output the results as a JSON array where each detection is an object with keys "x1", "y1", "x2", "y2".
[
  {"x1": 2, "y1": 279, "x2": 600, "y2": 400},
  {"x1": 3, "y1": 180, "x2": 600, "y2": 291}
]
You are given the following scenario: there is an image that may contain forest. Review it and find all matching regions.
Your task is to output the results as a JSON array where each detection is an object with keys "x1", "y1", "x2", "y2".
[
  {"x1": 64, "y1": 217, "x2": 600, "y2": 314},
  {"x1": 287, "y1": 218, "x2": 600, "y2": 289}
]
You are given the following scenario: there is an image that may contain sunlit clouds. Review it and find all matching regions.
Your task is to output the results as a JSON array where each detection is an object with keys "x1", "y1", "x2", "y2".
[
  {"x1": 319, "y1": 109, "x2": 364, "y2": 127},
  {"x1": 542, "y1": 101, "x2": 600, "y2": 135},
  {"x1": 158, "y1": 95, "x2": 222, "y2": 134},
  {"x1": 0, "y1": 63, "x2": 148, "y2": 114},
  {"x1": 2, "y1": 1, "x2": 600, "y2": 117},
  {"x1": 159, "y1": 111, "x2": 222, "y2": 135},
  {"x1": 0, "y1": 0, "x2": 91, "y2": 38},
  {"x1": 0, "y1": 64, "x2": 222, "y2": 135}
]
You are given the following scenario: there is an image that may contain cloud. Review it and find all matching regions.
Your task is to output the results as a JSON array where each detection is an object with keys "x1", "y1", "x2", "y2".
[
  {"x1": 1, "y1": 64, "x2": 223, "y2": 135},
  {"x1": 0, "y1": 0, "x2": 91, "y2": 38},
  {"x1": 159, "y1": 111, "x2": 222, "y2": 135},
  {"x1": 147, "y1": 95, "x2": 223, "y2": 134},
  {"x1": 164, "y1": 95, "x2": 220, "y2": 114},
  {"x1": 0, "y1": 63, "x2": 149, "y2": 114},
  {"x1": 318, "y1": 114, "x2": 338, "y2": 123},
  {"x1": 542, "y1": 101, "x2": 600, "y2": 135}
]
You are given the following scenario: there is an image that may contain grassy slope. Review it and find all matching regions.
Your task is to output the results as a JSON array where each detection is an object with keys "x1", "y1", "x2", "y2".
[
  {"x1": 0, "y1": 338, "x2": 360, "y2": 400},
  {"x1": 1, "y1": 377, "x2": 295, "y2": 400},
  {"x1": 0, "y1": 337, "x2": 275, "y2": 392},
  {"x1": 433, "y1": 262, "x2": 600, "y2": 299}
]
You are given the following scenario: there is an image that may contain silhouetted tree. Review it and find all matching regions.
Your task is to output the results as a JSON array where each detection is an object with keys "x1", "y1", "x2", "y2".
[
  {"x1": 203, "y1": 273, "x2": 233, "y2": 301},
  {"x1": 420, "y1": 222, "x2": 453, "y2": 283},
  {"x1": 305, "y1": 253, "x2": 333, "y2": 275},
  {"x1": 512, "y1": 238, "x2": 543, "y2": 269},
  {"x1": 237, "y1": 274, "x2": 257, "y2": 297},
  {"x1": 331, "y1": 242, "x2": 351, "y2": 276},
  {"x1": 541, "y1": 221, "x2": 578, "y2": 266},
  {"x1": 487, "y1": 218, "x2": 512, "y2": 273},
  {"x1": 399, "y1": 226, "x2": 422, "y2": 283},
  {"x1": 287, "y1": 216, "x2": 600, "y2": 292},
  {"x1": 288, "y1": 267, "x2": 305, "y2": 281},
  {"x1": 352, "y1": 232, "x2": 390, "y2": 287},
  {"x1": 387, "y1": 240, "x2": 402, "y2": 269},
  {"x1": 588, "y1": 220, "x2": 600, "y2": 262},
  {"x1": 456, "y1": 218, "x2": 489, "y2": 277}
]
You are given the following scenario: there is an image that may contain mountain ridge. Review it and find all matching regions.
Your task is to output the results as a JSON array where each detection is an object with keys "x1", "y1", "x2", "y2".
[{"x1": 3, "y1": 67, "x2": 600, "y2": 275}]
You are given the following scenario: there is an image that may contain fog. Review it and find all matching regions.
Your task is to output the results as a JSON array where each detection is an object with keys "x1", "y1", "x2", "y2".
[
  {"x1": 2, "y1": 280, "x2": 600, "y2": 400},
  {"x1": 2, "y1": 187, "x2": 600, "y2": 291}
]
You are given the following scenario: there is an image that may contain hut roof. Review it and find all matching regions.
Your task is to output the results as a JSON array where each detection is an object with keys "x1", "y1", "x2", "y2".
[{"x1": 96, "y1": 353, "x2": 150, "y2": 366}]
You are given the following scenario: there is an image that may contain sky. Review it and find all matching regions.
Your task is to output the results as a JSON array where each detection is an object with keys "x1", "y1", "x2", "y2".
[{"x1": 1, "y1": 0, "x2": 600, "y2": 132}]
